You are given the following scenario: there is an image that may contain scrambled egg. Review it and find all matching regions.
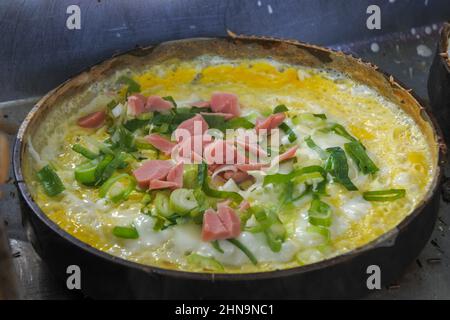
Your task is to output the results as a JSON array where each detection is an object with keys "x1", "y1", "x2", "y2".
[{"x1": 30, "y1": 58, "x2": 434, "y2": 272}]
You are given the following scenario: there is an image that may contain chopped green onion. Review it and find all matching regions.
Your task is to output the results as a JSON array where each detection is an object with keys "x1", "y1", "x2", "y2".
[
  {"x1": 227, "y1": 239, "x2": 258, "y2": 265},
  {"x1": 136, "y1": 112, "x2": 153, "y2": 121},
  {"x1": 306, "y1": 225, "x2": 330, "y2": 242},
  {"x1": 291, "y1": 184, "x2": 313, "y2": 202},
  {"x1": 325, "y1": 147, "x2": 358, "y2": 191},
  {"x1": 123, "y1": 119, "x2": 148, "y2": 132},
  {"x1": 279, "y1": 122, "x2": 297, "y2": 142},
  {"x1": 141, "y1": 194, "x2": 152, "y2": 206},
  {"x1": 363, "y1": 189, "x2": 406, "y2": 201},
  {"x1": 74, "y1": 160, "x2": 99, "y2": 186},
  {"x1": 112, "y1": 226, "x2": 139, "y2": 239},
  {"x1": 72, "y1": 144, "x2": 98, "y2": 160},
  {"x1": 37, "y1": 165, "x2": 65, "y2": 196},
  {"x1": 313, "y1": 113, "x2": 327, "y2": 119},
  {"x1": 95, "y1": 153, "x2": 128, "y2": 185},
  {"x1": 202, "y1": 114, "x2": 227, "y2": 131},
  {"x1": 186, "y1": 253, "x2": 224, "y2": 271},
  {"x1": 322, "y1": 123, "x2": 357, "y2": 142},
  {"x1": 293, "y1": 171, "x2": 324, "y2": 185},
  {"x1": 99, "y1": 174, "x2": 136, "y2": 203},
  {"x1": 162, "y1": 96, "x2": 177, "y2": 107},
  {"x1": 211, "y1": 240, "x2": 224, "y2": 254},
  {"x1": 169, "y1": 188, "x2": 198, "y2": 215},
  {"x1": 273, "y1": 104, "x2": 289, "y2": 113},
  {"x1": 111, "y1": 125, "x2": 136, "y2": 152},
  {"x1": 225, "y1": 117, "x2": 255, "y2": 129},
  {"x1": 265, "y1": 223, "x2": 286, "y2": 253},
  {"x1": 308, "y1": 197, "x2": 332, "y2": 227},
  {"x1": 183, "y1": 164, "x2": 199, "y2": 189},
  {"x1": 198, "y1": 163, "x2": 243, "y2": 202},
  {"x1": 117, "y1": 76, "x2": 140, "y2": 94},
  {"x1": 304, "y1": 136, "x2": 328, "y2": 160},
  {"x1": 344, "y1": 141, "x2": 379, "y2": 174},
  {"x1": 134, "y1": 137, "x2": 156, "y2": 150},
  {"x1": 154, "y1": 191, "x2": 175, "y2": 217},
  {"x1": 294, "y1": 113, "x2": 326, "y2": 127},
  {"x1": 263, "y1": 165, "x2": 326, "y2": 186},
  {"x1": 271, "y1": 105, "x2": 297, "y2": 142}
]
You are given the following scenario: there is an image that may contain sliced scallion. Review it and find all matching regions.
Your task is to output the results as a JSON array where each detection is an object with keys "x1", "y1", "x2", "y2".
[
  {"x1": 227, "y1": 238, "x2": 258, "y2": 265},
  {"x1": 323, "y1": 123, "x2": 357, "y2": 142},
  {"x1": 198, "y1": 162, "x2": 243, "y2": 202},
  {"x1": 279, "y1": 122, "x2": 297, "y2": 142},
  {"x1": 72, "y1": 144, "x2": 98, "y2": 160},
  {"x1": 112, "y1": 226, "x2": 139, "y2": 239},
  {"x1": 154, "y1": 191, "x2": 175, "y2": 217},
  {"x1": 308, "y1": 197, "x2": 332, "y2": 227},
  {"x1": 325, "y1": 147, "x2": 358, "y2": 191},
  {"x1": 273, "y1": 104, "x2": 289, "y2": 113},
  {"x1": 74, "y1": 160, "x2": 99, "y2": 186},
  {"x1": 211, "y1": 240, "x2": 224, "y2": 254},
  {"x1": 37, "y1": 165, "x2": 65, "y2": 196},
  {"x1": 169, "y1": 188, "x2": 198, "y2": 215},
  {"x1": 99, "y1": 173, "x2": 136, "y2": 203},
  {"x1": 304, "y1": 136, "x2": 328, "y2": 160},
  {"x1": 363, "y1": 189, "x2": 406, "y2": 201},
  {"x1": 344, "y1": 141, "x2": 379, "y2": 175}
]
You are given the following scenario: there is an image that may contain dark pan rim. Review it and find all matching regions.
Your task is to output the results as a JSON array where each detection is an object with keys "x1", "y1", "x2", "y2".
[
  {"x1": 13, "y1": 35, "x2": 447, "y2": 282},
  {"x1": 438, "y1": 22, "x2": 450, "y2": 72}
]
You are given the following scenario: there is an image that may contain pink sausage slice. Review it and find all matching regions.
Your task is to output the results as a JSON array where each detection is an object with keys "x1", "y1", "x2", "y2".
[
  {"x1": 146, "y1": 96, "x2": 173, "y2": 112},
  {"x1": 201, "y1": 209, "x2": 229, "y2": 242},
  {"x1": 255, "y1": 113, "x2": 286, "y2": 133},
  {"x1": 77, "y1": 111, "x2": 106, "y2": 128},
  {"x1": 127, "y1": 94, "x2": 147, "y2": 116},
  {"x1": 210, "y1": 92, "x2": 241, "y2": 118},
  {"x1": 132, "y1": 160, "x2": 173, "y2": 188},
  {"x1": 146, "y1": 134, "x2": 177, "y2": 155}
]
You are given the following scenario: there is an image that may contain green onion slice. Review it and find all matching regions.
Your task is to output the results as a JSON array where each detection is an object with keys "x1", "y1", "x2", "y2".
[
  {"x1": 279, "y1": 122, "x2": 297, "y2": 142},
  {"x1": 273, "y1": 104, "x2": 289, "y2": 113},
  {"x1": 37, "y1": 165, "x2": 65, "y2": 196},
  {"x1": 227, "y1": 239, "x2": 258, "y2": 265},
  {"x1": 162, "y1": 96, "x2": 177, "y2": 107},
  {"x1": 304, "y1": 136, "x2": 329, "y2": 160},
  {"x1": 112, "y1": 226, "x2": 139, "y2": 239},
  {"x1": 198, "y1": 163, "x2": 243, "y2": 202},
  {"x1": 225, "y1": 117, "x2": 255, "y2": 130},
  {"x1": 72, "y1": 144, "x2": 98, "y2": 160},
  {"x1": 169, "y1": 188, "x2": 198, "y2": 215},
  {"x1": 263, "y1": 165, "x2": 326, "y2": 186},
  {"x1": 74, "y1": 160, "x2": 99, "y2": 186},
  {"x1": 272, "y1": 105, "x2": 297, "y2": 142},
  {"x1": 211, "y1": 240, "x2": 224, "y2": 254},
  {"x1": 306, "y1": 225, "x2": 331, "y2": 242},
  {"x1": 325, "y1": 147, "x2": 358, "y2": 191},
  {"x1": 363, "y1": 189, "x2": 406, "y2": 201},
  {"x1": 344, "y1": 141, "x2": 379, "y2": 175},
  {"x1": 117, "y1": 76, "x2": 140, "y2": 94},
  {"x1": 154, "y1": 191, "x2": 175, "y2": 217},
  {"x1": 308, "y1": 197, "x2": 332, "y2": 227},
  {"x1": 99, "y1": 173, "x2": 136, "y2": 203},
  {"x1": 322, "y1": 123, "x2": 357, "y2": 142}
]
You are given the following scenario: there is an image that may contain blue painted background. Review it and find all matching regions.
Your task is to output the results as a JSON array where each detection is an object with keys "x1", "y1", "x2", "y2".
[{"x1": 1, "y1": 0, "x2": 449, "y2": 101}]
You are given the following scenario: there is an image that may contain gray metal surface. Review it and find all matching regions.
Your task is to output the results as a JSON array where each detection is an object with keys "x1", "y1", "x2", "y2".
[{"x1": 0, "y1": 0, "x2": 449, "y2": 299}]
